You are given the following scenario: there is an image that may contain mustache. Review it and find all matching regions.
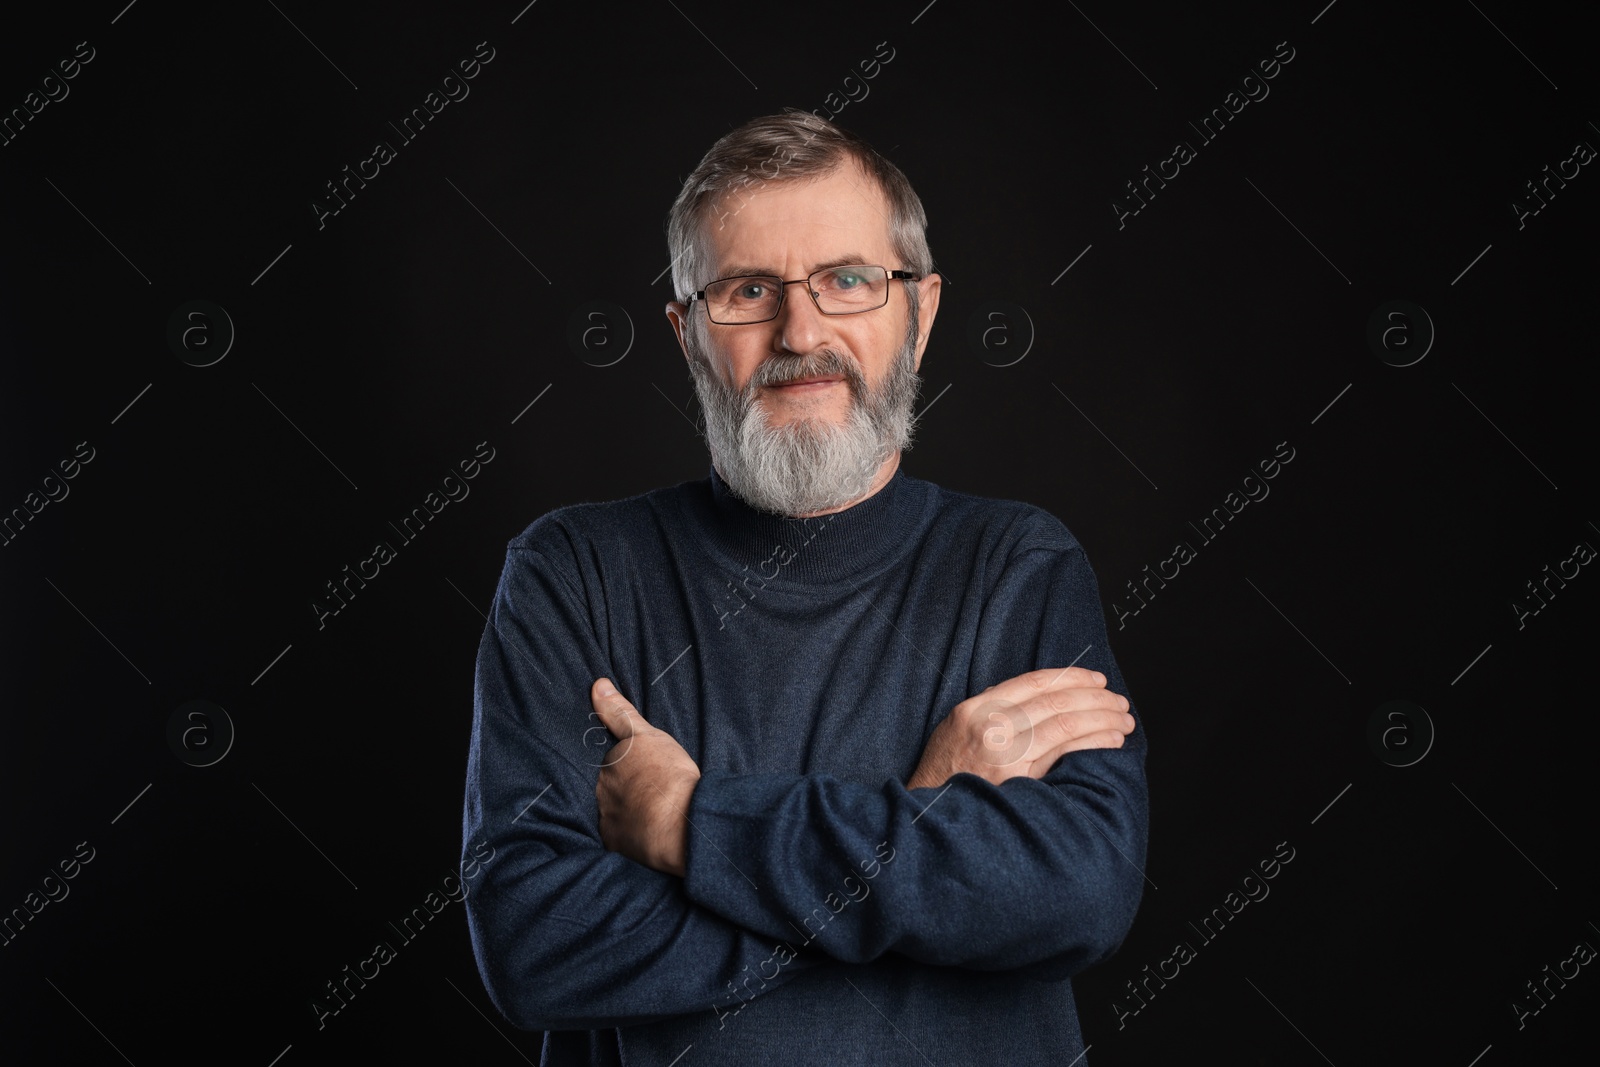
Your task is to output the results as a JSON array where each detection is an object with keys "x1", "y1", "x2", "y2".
[{"x1": 747, "y1": 349, "x2": 865, "y2": 394}]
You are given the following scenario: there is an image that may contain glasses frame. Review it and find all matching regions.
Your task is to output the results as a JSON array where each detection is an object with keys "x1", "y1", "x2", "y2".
[{"x1": 690, "y1": 264, "x2": 921, "y2": 325}]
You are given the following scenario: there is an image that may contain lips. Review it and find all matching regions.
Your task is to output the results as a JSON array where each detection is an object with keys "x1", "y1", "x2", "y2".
[{"x1": 772, "y1": 376, "x2": 844, "y2": 387}]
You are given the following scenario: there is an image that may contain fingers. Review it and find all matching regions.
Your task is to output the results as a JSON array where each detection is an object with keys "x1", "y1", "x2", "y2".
[
  {"x1": 1028, "y1": 728, "x2": 1131, "y2": 778},
  {"x1": 1023, "y1": 665, "x2": 1106, "y2": 692},
  {"x1": 981, "y1": 667, "x2": 1107, "y2": 716},
  {"x1": 590, "y1": 677, "x2": 639, "y2": 738},
  {"x1": 966, "y1": 675, "x2": 1128, "y2": 737},
  {"x1": 1029, "y1": 706, "x2": 1134, "y2": 754}
]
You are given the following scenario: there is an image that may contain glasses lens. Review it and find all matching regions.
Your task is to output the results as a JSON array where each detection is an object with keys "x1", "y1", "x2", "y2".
[
  {"x1": 705, "y1": 277, "x2": 782, "y2": 323},
  {"x1": 812, "y1": 265, "x2": 888, "y2": 313}
]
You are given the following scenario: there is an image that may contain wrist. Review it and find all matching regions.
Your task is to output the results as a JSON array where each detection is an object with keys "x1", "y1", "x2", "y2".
[{"x1": 659, "y1": 772, "x2": 699, "y2": 878}]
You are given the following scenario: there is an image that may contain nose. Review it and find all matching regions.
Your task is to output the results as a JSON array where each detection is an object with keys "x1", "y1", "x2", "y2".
[{"x1": 772, "y1": 279, "x2": 832, "y2": 356}]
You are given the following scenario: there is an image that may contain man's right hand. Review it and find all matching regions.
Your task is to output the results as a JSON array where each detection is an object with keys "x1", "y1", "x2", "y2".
[{"x1": 905, "y1": 667, "x2": 1134, "y2": 790}]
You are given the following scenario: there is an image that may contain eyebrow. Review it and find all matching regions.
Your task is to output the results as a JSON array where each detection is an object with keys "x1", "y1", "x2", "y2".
[{"x1": 714, "y1": 255, "x2": 873, "y2": 280}]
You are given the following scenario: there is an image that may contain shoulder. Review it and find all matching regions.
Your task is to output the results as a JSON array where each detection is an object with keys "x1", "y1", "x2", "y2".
[
  {"x1": 915, "y1": 474, "x2": 1085, "y2": 563},
  {"x1": 504, "y1": 476, "x2": 701, "y2": 567}
]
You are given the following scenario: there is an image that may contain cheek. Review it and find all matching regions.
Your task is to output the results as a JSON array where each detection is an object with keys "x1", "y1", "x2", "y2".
[
  {"x1": 725, "y1": 337, "x2": 773, "y2": 390},
  {"x1": 855, "y1": 323, "x2": 899, "y2": 377}
]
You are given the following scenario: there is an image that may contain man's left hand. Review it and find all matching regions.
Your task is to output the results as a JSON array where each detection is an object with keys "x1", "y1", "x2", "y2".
[{"x1": 591, "y1": 677, "x2": 701, "y2": 878}]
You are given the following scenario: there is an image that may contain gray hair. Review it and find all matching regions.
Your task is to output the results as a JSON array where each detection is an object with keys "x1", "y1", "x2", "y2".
[{"x1": 666, "y1": 110, "x2": 935, "y2": 311}]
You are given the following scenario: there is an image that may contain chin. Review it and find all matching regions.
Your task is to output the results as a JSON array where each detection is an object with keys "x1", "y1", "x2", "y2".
[{"x1": 763, "y1": 393, "x2": 851, "y2": 420}]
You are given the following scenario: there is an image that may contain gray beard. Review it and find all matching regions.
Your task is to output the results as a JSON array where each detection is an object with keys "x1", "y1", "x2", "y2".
[{"x1": 684, "y1": 307, "x2": 923, "y2": 517}]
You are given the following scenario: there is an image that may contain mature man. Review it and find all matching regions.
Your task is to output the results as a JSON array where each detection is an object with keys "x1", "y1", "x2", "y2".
[{"x1": 463, "y1": 111, "x2": 1148, "y2": 1065}]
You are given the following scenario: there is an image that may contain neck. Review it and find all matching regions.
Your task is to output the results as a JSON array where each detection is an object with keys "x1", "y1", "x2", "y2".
[{"x1": 699, "y1": 452, "x2": 926, "y2": 586}]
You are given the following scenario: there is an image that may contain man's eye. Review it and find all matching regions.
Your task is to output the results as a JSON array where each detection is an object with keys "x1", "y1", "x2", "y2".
[
  {"x1": 832, "y1": 272, "x2": 864, "y2": 289},
  {"x1": 735, "y1": 283, "x2": 769, "y2": 300}
]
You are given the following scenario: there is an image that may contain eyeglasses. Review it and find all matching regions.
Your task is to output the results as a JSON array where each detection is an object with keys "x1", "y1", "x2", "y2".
[{"x1": 690, "y1": 264, "x2": 920, "y2": 325}]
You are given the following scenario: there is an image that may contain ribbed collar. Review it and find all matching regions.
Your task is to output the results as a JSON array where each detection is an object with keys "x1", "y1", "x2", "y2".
[{"x1": 689, "y1": 460, "x2": 930, "y2": 586}]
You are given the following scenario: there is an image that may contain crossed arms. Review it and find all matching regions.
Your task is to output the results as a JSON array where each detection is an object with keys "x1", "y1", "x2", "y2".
[{"x1": 461, "y1": 539, "x2": 1150, "y2": 1032}]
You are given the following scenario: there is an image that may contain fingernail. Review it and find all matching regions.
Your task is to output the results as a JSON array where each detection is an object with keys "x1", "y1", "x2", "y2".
[{"x1": 597, "y1": 678, "x2": 615, "y2": 696}]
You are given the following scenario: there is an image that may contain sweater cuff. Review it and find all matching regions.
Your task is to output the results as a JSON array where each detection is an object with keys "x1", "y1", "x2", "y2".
[{"x1": 681, "y1": 770, "x2": 792, "y2": 922}]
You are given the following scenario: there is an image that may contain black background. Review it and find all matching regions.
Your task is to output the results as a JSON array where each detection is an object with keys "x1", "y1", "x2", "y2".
[{"x1": 2, "y1": 0, "x2": 1595, "y2": 1063}]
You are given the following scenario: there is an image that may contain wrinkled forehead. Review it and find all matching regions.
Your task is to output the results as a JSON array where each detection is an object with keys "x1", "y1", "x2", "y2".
[{"x1": 705, "y1": 163, "x2": 896, "y2": 279}]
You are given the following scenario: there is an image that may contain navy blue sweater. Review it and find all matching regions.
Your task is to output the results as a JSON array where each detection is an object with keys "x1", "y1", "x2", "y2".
[{"x1": 461, "y1": 463, "x2": 1149, "y2": 1065}]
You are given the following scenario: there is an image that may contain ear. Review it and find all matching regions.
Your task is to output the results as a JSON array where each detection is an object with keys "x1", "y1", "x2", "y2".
[
  {"x1": 912, "y1": 272, "x2": 942, "y2": 371},
  {"x1": 666, "y1": 301, "x2": 692, "y2": 361}
]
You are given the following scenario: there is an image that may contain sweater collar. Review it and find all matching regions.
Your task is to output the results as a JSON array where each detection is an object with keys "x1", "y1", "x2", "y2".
[{"x1": 695, "y1": 459, "x2": 928, "y2": 586}]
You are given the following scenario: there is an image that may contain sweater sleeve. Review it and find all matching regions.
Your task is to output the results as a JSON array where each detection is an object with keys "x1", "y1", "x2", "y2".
[
  {"x1": 461, "y1": 544, "x2": 832, "y2": 1032},
  {"x1": 680, "y1": 541, "x2": 1150, "y2": 980}
]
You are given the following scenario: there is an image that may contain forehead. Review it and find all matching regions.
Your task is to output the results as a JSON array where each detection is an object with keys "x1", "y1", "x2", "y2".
[{"x1": 708, "y1": 160, "x2": 896, "y2": 276}]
